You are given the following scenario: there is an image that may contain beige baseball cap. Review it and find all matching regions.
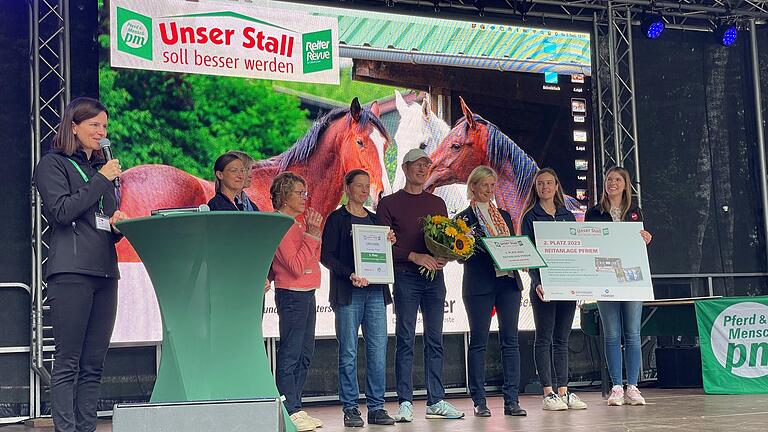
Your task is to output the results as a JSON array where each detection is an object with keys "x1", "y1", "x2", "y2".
[{"x1": 402, "y1": 148, "x2": 431, "y2": 164}]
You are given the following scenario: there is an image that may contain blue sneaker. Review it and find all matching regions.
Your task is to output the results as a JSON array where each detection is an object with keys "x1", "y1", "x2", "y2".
[
  {"x1": 393, "y1": 401, "x2": 414, "y2": 423},
  {"x1": 426, "y1": 400, "x2": 465, "y2": 419}
]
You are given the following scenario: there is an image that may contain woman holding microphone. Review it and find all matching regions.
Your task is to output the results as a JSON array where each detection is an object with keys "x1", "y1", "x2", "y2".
[
  {"x1": 33, "y1": 97, "x2": 127, "y2": 432},
  {"x1": 585, "y1": 167, "x2": 652, "y2": 406},
  {"x1": 457, "y1": 166, "x2": 526, "y2": 418}
]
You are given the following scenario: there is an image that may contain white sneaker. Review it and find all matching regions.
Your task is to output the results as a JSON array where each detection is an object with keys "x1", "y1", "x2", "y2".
[
  {"x1": 425, "y1": 400, "x2": 465, "y2": 419},
  {"x1": 296, "y1": 411, "x2": 323, "y2": 428},
  {"x1": 624, "y1": 386, "x2": 646, "y2": 406},
  {"x1": 607, "y1": 386, "x2": 624, "y2": 406},
  {"x1": 393, "y1": 401, "x2": 414, "y2": 422},
  {"x1": 289, "y1": 412, "x2": 316, "y2": 432},
  {"x1": 561, "y1": 392, "x2": 588, "y2": 410},
  {"x1": 542, "y1": 392, "x2": 568, "y2": 411}
]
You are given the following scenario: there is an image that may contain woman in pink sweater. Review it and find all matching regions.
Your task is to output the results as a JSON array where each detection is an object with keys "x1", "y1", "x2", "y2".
[{"x1": 269, "y1": 172, "x2": 324, "y2": 432}]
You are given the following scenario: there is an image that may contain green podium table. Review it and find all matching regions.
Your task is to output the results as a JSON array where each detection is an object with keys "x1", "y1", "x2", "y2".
[{"x1": 117, "y1": 212, "x2": 296, "y2": 431}]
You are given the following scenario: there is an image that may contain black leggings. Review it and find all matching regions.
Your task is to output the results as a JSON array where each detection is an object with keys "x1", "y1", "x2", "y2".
[
  {"x1": 530, "y1": 290, "x2": 576, "y2": 389},
  {"x1": 48, "y1": 273, "x2": 118, "y2": 432}
]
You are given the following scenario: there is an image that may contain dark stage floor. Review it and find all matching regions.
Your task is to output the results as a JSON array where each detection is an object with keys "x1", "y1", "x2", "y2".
[{"x1": 3, "y1": 388, "x2": 767, "y2": 431}]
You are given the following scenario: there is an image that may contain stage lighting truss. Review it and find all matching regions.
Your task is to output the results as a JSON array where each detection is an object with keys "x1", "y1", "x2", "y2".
[
  {"x1": 458, "y1": 0, "x2": 488, "y2": 16},
  {"x1": 505, "y1": 0, "x2": 535, "y2": 20}
]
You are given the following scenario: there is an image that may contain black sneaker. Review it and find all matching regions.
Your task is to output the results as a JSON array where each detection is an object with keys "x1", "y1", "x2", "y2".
[
  {"x1": 344, "y1": 407, "x2": 364, "y2": 427},
  {"x1": 367, "y1": 409, "x2": 395, "y2": 425},
  {"x1": 504, "y1": 402, "x2": 527, "y2": 417}
]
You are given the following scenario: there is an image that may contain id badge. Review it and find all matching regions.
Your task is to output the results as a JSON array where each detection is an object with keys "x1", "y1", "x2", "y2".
[{"x1": 95, "y1": 213, "x2": 111, "y2": 231}]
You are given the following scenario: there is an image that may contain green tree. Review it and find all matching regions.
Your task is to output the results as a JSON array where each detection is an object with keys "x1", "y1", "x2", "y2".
[{"x1": 98, "y1": 65, "x2": 309, "y2": 179}]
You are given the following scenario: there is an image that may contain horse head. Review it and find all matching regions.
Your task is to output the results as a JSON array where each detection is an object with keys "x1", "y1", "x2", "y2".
[
  {"x1": 425, "y1": 97, "x2": 490, "y2": 192},
  {"x1": 334, "y1": 97, "x2": 390, "y2": 206},
  {"x1": 393, "y1": 91, "x2": 451, "y2": 192}
]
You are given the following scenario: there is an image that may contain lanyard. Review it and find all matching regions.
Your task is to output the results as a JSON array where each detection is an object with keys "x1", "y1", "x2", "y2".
[{"x1": 67, "y1": 158, "x2": 104, "y2": 214}]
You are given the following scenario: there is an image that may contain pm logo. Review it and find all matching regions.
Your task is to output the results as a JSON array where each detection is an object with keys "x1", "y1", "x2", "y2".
[
  {"x1": 711, "y1": 302, "x2": 768, "y2": 378},
  {"x1": 117, "y1": 7, "x2": 153, "y2": 61}
]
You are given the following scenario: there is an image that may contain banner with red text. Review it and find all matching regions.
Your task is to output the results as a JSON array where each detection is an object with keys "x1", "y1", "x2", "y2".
[{"x1": 110, "y1": 0, "x2": 339, "y2": 84}]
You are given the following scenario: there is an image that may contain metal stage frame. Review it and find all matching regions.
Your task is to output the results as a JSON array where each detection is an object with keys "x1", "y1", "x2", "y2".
[{"x1": 16, "y1": 0, "x2": 768, "y2": 424}]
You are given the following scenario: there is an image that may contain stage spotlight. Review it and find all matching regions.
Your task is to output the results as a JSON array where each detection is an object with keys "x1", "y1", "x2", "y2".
[
  {"x1": 717, "y1": 24, "x2": 738, "y2": 47},
  {"x1": 641, "y1": 14, "x2": 665, "y2": 39}
]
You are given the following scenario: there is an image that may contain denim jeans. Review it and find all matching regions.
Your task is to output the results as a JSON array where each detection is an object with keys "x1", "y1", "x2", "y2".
[
  {"x1": 275, "y1": 289, "x2": 316, "y2": 415},
  {"x1": 48, "y1": 273, "x2": 118, "y2": 432},
  {"x1": 463, "y1": 277, "x2": 521, "y2": 406},
  {"x1": 530, "y1": 291, "x2": 576, "y2": 388},
  {"x1": 597, "y1": 301, "x2": 643, "y2": 386},
  {"x1": 334, "y1": 287, "x2": 388, "y2": 411},
  {"x1": 393, "y1": 270, "x2": 446, "y2": 406}
]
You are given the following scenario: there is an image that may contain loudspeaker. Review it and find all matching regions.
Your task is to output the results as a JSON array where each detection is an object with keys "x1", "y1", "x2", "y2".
[
  {"x1": 655, "y1": 346, "x2": 703, "y2": 388},
  {"x1": 112, "y1": 398, "x2": 285, "y2": 432}
]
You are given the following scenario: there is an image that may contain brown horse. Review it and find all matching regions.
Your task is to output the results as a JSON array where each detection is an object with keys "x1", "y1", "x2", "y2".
[
  {"x1": 118, "y1": 98, "x2": 389, "y2": 261},
  {"x1": 424, "y1": 97, "x2": 581, "y2": 229}
]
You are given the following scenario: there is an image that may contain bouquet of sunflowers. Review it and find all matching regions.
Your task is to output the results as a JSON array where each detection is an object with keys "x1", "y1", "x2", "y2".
[{"x1": 419, "y1": 215, "x2": 477, "y2": 279}]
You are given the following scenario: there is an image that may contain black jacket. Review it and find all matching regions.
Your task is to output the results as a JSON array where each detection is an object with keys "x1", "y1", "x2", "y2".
[
  {"x1": 207, "y1": 191, "x2": 259, "y2": 211},
  {"x1": 321, "y1": 206, "x2": 393, "y2": 307},
  {"x1": 520, "y1": 202, "x2": 576, "y2": 288},
  {"x1": 584, "y1": 204, "x2": 644, "y2": 223},
  {"x1": 457, "y1": 206, "x2": 521, "y2": 296},
  {"x1": 33, "y1": 149, "x2": 122, "y2": 280}
]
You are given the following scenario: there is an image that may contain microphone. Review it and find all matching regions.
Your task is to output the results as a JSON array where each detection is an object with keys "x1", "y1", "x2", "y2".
[
  {"x1": 98, "y1": 138, "x2": 120, "y2": 189},
  {"x1": 151, "y1": 204, "x2": 210, "y2": 216}
]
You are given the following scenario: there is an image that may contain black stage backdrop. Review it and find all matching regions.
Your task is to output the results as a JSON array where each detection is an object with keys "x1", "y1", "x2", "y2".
[
  {"x1": 0, "y1": 0, "x2": 33, "y2": 419},
  {"x1": 632, "y1": 28, "x2": 768, "y2": 297}
]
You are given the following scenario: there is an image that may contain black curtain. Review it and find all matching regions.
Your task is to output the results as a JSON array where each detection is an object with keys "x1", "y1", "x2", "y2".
[{"x1": 633, "y1": 29, "x2": 767, "y2": 296}]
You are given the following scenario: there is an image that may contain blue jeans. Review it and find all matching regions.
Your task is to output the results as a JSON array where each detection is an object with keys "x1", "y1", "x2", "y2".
[
  {"x1": 275, "y1": 289, "x2": 316, "y2": 415},
  {"x1": 334, "y1": 286, "x2": 388, "y2": 411},
  {"x1": 597, "y1": 301, "x2": 643, "y2": 386},
  {"x1": 393, "y1": 270, "x2": 446, "y2": 406}
]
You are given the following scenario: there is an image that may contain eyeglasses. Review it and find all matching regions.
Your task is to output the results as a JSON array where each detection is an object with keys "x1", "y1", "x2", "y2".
[
  {"x1": 411, "y1": 162, "x2": 432, "y2": 169},
  {"x1": 293, "y1": 190, "x2": 308, "y2": 198},
  {"x1": 225, "y1": 168, "x2": 247, "y2": 174}
]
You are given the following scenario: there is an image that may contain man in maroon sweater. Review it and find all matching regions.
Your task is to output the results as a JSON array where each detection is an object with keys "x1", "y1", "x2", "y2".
[{"x1": 377, "y1": 148, "x2": 465, "y2": 421}]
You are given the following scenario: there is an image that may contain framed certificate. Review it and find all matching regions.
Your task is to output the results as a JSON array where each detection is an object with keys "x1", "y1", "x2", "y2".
[
  {"x1": 351, "y1": 224, "x2": 394, "y2": 284},
  {"x1": 480, "y1": 235, "x2": 547, "y2": 271}
]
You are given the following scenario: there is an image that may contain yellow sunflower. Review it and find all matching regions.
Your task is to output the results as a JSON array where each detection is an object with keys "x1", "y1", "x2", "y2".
[
  {"x1": 431, "y1": 215, "x2": 446, "y2": 224},
  {"x1": 455, "y1": 218, "x2": 470, "y2": 234},
  {"x1": 444, "y1": 226, "x2": 458, "y2": 237},
  {"x1": 453, "y1": 234, "x2": 472, "y2": 255}
]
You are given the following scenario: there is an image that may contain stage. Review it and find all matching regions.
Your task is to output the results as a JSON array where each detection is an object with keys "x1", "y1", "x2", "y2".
[{"x1": 5, "y1": 388, "x2": 768, "y2": 431}]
